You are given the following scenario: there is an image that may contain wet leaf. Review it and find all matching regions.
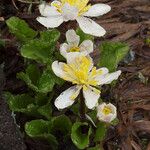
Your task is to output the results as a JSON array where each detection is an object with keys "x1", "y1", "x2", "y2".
[
  {"x1": 21, "y1": 39, "x2": 54, "y2": 64},
  {"x1": 6, "y1": 17, "x2": 37, "y2": 42},
  {"x1": 94, "y1": 122, "x2": 107, "y2": 142},
  {"x1": 71, "y1": 122, "x2": 92, "y2": 149},
  {"x1": 50, "y1": 115, "x2": 72, "y2": 136},
  {"x1": 25, "y1": 119, "x2": 58, "y2": 149},
  {"x1": 98, "y1": 42, "x2": 129, "y2": 72}
]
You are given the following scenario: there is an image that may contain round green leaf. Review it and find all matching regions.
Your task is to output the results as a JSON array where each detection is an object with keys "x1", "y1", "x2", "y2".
[
  {"x1": 71, "y1": 122, "x2": 92, "y2": 149},
  {"x1": 51, "y1": 115, "x2": 72, "y2": 136},
  {"x1": 94, "y1": 122, "x2": 107, "y2": 142},
  {"x1": 25, "y1": 119, "x2": 58, "y2": 149}
]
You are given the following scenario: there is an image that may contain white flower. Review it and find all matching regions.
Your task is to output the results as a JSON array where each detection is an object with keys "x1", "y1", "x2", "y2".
[
  {"x1": 60, "y1": 29, "x2": 93, "y2": 58},
  {"x1": 37, "y1": 0, "x2": 111, "y2": 37},
  {"x1": 52, "y1": 54, "x2": 121, "y2": 110},
  {"x1": 97, "y1": 103, "x2": 117, "y2": 123}
]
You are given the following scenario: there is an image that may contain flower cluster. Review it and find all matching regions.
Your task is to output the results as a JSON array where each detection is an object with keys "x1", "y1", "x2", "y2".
[{"x1": 37, "y1": 0, "x2": 120, "y2": 123}]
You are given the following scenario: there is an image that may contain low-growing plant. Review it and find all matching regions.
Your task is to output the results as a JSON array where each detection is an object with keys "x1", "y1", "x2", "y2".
[{"x1": 4, "y1": 1, "x2": 130, "y2": 149}]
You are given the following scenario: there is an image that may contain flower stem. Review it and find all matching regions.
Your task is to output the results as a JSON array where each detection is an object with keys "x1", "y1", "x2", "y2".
[{"x1": 79, "y1": 90, "x2": 86, "y2": 121}]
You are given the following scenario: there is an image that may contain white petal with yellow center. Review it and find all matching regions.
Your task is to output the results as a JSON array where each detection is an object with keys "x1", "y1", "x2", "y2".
[
  {"x1": 76, "y1": 17, "x2": 106, "y2": 37},
  {"x1": 54, "y1": 85, "x2": 81, "y2": 109},
  {"x1": 36, "y1": 16, "x2": 63, "y2": 28},
  {"x1": 60, "y1": 29, "x2": 94, "y2": 58},
  {"x1": 97, "y1": 103, "x2": 117, "y2": 123},
  {"x1": 83, "y1": 86, "x2": 100, "y2": 109},
  {"x1": 83, "y1": 4, "x2": 111, "y2": 17}
]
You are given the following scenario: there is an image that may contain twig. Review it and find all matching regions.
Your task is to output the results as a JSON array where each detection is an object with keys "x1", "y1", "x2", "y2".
[
  {"x1": 79, "y1": 91, "x2": 86, "y2": 121},
  {"x1": 12, "y1": 0, "x2": 19, "y2": 10},
  {"x1": 17, "y1": 0, "x2": 40, "y2": 4}
]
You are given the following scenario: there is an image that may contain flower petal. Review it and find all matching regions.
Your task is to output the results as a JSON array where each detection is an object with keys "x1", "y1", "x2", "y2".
[
  {"x1": 77, "y1": 17, "x2": 106, "y2": 37},
  {"x1": 97, "y1": 70, "x2": 121, "y2": 85},
  {"x1": 62, "y1": 3, "x2": 78, "y2": 21},
  {"x1": 54, "y1": 85, "x2": 81, "y2": 109},
  {"x1": 60, "y1": 43, "x2": 69, "y2": 58},
  {"x1": 39, "y1": 3, "x2": 61, "y2": 16},
  {"x1": 83, "y1": 4, "x2": 111, "y2": 17},
  {"x1": 94, "y1": 67, "x2": 109, "y2": 81},
  {"x1": 107, "y1": 103, "x2": 117, "y2": 115},
  {"x1": 52, "y1": 61, "x2": 65, "y2": 78},
  {"x1": 97, "y1": 103, "x2": 117, "y2": 123},
  {"x1": 79, "y1": 40, "x2": 93, "y2": 55},
  {"x1": 66, "y1": 52, "x2": 84, "y2": 64},
  {"x1": 36, "y1": 16, "x2": 63, "y2": 28},
  {"x1": 66, "y1": 29, "x2": 80, "y2": 47},
  {"x1": 83, "y1": 86, "x2": 100, "y2": 109}
]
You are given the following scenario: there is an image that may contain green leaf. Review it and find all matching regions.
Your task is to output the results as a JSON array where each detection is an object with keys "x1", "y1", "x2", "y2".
[
  {"x1": 37, "y1": 69, "x2": 56, "y2": 93},
  {"x1": 40, "y1": 29, "x2": 60, "y2": 43},
  {"x1": 35, "y1": 93, "x2": 49, "y2": 106},
  {"x1": 94, "y1": 122, "x2": 107, "y2": 142},
  {"x1": 37, "y1": 104, "x2": 52, "y2": 120},
  {"x1": 17, "y1": 71, "x2": 39, "y2": 92},
  {"x1": 71, "y1": 122, "x2": 92, "y2": 149},
  {"x1": 0, "y1": 39, "x2": 5, "y2": 47},
  {"x1": 4, "y1": 92, "x2": 39, "y2": 116},
  {"x1": 76, "y1": 28, "x2": 94, "y2": 43},
  {"x1": 21, "y1": 39, "x2": 54, "y2": 64},
  {"x1": 87, "y1": 109, "x2": 97, "y2": 123},
  {"x1": 17, "y1": 67, "x2": 61, "y2": 93},
  {"x1": 51, "y1": 115, "x2": 72, "y2": 136},
  {"x1": 6, "y1": 17, "x2": 37, "y2": 42},
  {"x1": 98, "y1": 42, "x2": 129, "y2": 72},
  {"x1": 26, "y1": 64, "x2": 40, "y2": 85},
  {"x1": 111, "y1": 118, "x2": 119, "y2": 126},
  {"x1": 87, "y1": 145, "x2": 101, "y2": 150},
  {"x1": 25, "y1": 119, "x2": 58, "y2": 149}
]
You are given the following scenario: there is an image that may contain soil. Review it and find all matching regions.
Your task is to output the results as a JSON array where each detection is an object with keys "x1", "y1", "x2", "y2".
[
  {"x1": 0, "y1": 97, "x2": 26, "y2": 150},
  {"x1": 0, "y1": 0, "x2": 150, "y2": 150}
]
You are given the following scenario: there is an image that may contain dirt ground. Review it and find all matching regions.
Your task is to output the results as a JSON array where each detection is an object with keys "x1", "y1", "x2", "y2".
[{"x1": 0, "y1": 0, "x2": 150, "y2": 150}]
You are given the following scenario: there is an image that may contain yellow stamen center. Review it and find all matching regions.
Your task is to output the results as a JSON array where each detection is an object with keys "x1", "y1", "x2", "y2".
[
  {"x1": 62, "y1": 56, "x2": 99, "y2": 86},
  {"x1": 102, "y1": 106, "x2": 112, "y2": 115},
  {"x1": 52, "y1": 0, "x2": 91, "y2": 16},
  {"x1": 68, "y1": 47, "x2": 80, "y2": 52}
]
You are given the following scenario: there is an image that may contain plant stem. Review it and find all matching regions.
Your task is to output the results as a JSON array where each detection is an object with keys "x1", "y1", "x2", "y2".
[{"x1": 79, "y1": 91, "x2": 86, "y2": 122}]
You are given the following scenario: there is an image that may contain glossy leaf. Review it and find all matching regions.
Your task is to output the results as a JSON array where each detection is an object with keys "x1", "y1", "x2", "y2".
[
  {"x1": 26, "y1": 64, "x2": 40, "y2": 85},
  {"x1": 21, "y1": 39, "x2": 54, "y2": 64},
  {"x1": 4, "y1": 92, "x2": 39, "y2": 116},
  {"x1": 94, "y1": 122, "x2": 107, "y2": 142},
  {"x1": 6, "y1": 17, "x2": 37, "y2": 42},
  {"x1": 40, "y1": 29, "x2": 60, "y2": 43},
  {"x1": 98, "y1": 42, "x2": 129, "y2": 72},
  {"x1": 17, "y1": 67, "x2": 62, "y2": 93},
  {"x1": 25, "y1": 119, "x2": 58, "y2": 149},
  {"x1": 37, "y1": 104, "x2": 52, "y2": 120},
  {"x1": 51, "y1": 115, "x2": 72, "y2": 136},
  {"x1": 71, "y1": 122, "x2": 92, "y2": 149},
  {"x1": 37, "y1": 69, "x2": 56, "y2": 93}
]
